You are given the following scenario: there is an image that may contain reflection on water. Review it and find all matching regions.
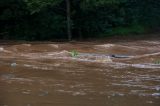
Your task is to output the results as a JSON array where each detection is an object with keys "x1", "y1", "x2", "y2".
[{"x1": 0, "y1": 40, "x2": 160, "y2": 106}]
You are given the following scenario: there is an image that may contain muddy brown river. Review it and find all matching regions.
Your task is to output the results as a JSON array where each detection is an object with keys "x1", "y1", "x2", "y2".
[{"x1": 0, "y1": 39, "x2": 160, "y2": 106}]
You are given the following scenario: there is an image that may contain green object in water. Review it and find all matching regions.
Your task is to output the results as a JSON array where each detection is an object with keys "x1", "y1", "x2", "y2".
[
  {"x1": 70, "y1": 50, "x2": 78, "y2": 57},
  {"x1": 155, "y1": 60, "x2": 160, "y2": 64}
]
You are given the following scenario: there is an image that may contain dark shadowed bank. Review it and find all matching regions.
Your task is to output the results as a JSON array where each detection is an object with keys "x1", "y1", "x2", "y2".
[{"x1": 0, "y1": 0, "x2": 160, "y2": 41}]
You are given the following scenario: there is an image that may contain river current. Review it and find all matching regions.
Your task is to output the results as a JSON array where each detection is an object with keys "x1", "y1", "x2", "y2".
[{"x1": 0, "y1": 39, "x2": 160, "y2": 106}]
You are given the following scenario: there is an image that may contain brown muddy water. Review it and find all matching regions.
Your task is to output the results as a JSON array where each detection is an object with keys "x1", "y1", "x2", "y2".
[{"x1": 0, "y1": 39, "x2": 160, "y2": 106}]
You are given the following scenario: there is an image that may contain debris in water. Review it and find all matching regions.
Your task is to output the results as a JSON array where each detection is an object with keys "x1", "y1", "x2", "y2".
[
  {"x1": 95, "y1": 44, "x2": 114, "y2": 48},
  {"x1": 49, "y1": 44, "x2": 59, "y2": 48},
  {"x1": 11, "y1": 63, "x2": 17, "y2": 67},
  {"x1": 111, "y1": 54, "x2": 133, "y2": 58},
  {"x1": 22, "y1": 91, "x2": 30, "y2": 95},
  {"x1": 95, "y1": 56, "x2": 112, "y2": 63},
  {"x1": 155, "y1": 86, "x2": 160, "y2": 91},
  {"x1": 0, "y1": 47, "x2": 4, "y2": 51},
  {"x1": 152, "y1": 93, "x2": 160, "y2": 97},
  {"x1": 39, "y1": 91, "x2": 49, "y2": 96},
  {"x1": 22, "y1": 44, "x2": 31, "y2": 47},
  {"x1": 70, "y1": 50, "x2": 79, "y2": 57},
  {"x1": 1, "y1": 74, "x2": 15, "y2": 80}
]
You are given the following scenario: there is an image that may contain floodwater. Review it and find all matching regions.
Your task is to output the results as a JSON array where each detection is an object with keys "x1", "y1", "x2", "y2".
[{"x1": 0, "y1": 39, "x2": 160, "y2": 106}]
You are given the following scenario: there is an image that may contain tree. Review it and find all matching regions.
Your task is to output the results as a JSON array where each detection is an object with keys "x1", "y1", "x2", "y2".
[
  {"x1": 24, "y1": 0, "x2": 122, "y2": 40},
  {"x1": 66, "y1": 0, "x2": 72, "y2": 40},
  {"x1": 24, "y1": 0, "x2": 73, "y2": 40},
  {"x1": 1, "y1": 0, "x2": 159, "y2": 40}
]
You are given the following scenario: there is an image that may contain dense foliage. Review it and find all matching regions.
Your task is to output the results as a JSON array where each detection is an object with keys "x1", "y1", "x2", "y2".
[{"x1": 0, "y1": 0, "x2": 160, "y2": 40}]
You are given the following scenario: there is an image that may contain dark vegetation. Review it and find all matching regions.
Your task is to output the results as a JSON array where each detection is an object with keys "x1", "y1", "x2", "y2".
[{"x1": 0, "y1": 0, "x2": 160, "y2": 41}]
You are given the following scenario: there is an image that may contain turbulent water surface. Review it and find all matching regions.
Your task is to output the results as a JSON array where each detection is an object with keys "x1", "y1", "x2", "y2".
[{"x1": 0, "y1": 39, "x2": 160, "y2": 106}]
